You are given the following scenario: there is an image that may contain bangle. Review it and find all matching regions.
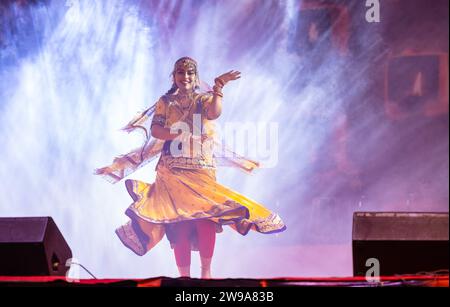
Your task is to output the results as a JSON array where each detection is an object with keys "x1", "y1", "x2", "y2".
[
  {"x1": 207, "y1": 90, "x2": 223, "y2": 97},
  {"x1": 214, "y1": 77, "x2": 225, "y2": 88},
  {"x1": 212, "y1": 85, "x2": 223, "y2": 97}
]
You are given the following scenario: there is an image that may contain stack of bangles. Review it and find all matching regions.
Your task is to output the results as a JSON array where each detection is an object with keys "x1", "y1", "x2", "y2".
[{"x1": 212, "y1": 77, "x2": 225, "y2": 97}]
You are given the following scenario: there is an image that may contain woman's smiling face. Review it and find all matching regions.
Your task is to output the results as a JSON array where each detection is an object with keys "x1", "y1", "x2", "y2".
[{"x1": 174, "y1": 67, "x2": 196, "y2": 92}]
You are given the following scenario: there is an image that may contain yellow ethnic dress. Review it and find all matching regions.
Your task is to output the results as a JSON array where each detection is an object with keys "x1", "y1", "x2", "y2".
[{"x1": 97, "y1": 92, "x2": 286, "y2": 256}]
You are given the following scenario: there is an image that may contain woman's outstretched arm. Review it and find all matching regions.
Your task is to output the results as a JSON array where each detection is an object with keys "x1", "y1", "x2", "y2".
[
  {"x1": 206, "y1": 94, "x2": 223, "y2": 120},
  {"x1": 207, "y1": 70, "x2": 241, "y2": 120}
]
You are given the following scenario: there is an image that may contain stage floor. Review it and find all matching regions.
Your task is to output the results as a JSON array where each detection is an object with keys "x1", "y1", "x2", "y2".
[{"x1": 0, "y1": 274, "x2": 448, "y2": 287}]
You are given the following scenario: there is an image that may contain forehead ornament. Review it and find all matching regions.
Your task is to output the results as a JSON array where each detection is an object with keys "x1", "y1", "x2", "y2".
[{"x1": 175, "y1": 57, "x2": 197, "y2": 72}]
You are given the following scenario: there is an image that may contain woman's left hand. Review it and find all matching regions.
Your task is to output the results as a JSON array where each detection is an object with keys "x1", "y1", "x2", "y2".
[{"x1": 215, "y1": 70, "x2": 241, "y2": 86}]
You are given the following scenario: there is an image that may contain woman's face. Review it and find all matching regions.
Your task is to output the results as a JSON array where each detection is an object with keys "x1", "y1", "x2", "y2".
[{"x1": 174, "y1": 67, "x2": 196, "y2": 92}]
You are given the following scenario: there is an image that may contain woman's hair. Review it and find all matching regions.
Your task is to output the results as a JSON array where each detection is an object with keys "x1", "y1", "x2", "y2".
[
  {"x1": 164, "y1": 83, "x2": 178, "y2": 95},
  {"x1": 164, "y1": 57, "x2": 200, "y2": 95}
]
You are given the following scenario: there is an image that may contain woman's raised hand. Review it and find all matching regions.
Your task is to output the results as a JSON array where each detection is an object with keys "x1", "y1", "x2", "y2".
[{"x1": 215, "y1": 70, "x2": 241, "y2": 86}]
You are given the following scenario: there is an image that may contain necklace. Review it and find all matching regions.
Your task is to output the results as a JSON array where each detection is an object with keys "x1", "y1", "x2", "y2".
[
  {"x1": 174, "y1": 91, "x2": 195, "y2": 110},
  {"x1": 176, "y1": 90, "x2": 194, "y2": 99}
]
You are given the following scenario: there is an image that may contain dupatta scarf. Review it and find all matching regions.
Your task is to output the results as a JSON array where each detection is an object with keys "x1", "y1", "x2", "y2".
[{"x1": 95, "y1": 98, "x2": 260, "y2": 184}]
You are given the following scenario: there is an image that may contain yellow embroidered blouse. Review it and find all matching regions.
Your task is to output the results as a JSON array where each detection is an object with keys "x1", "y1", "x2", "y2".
[{"x1": 151, "y1": 92, "x2": 217, "y2": 170}]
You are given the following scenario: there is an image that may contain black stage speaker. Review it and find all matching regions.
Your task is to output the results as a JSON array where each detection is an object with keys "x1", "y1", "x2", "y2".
[
  {"x1": 352, "y1": 212, "x2": 449, "y2": 276},
  {"x1": 0, "y1": 217, "x2": 72, "y2": 276}
]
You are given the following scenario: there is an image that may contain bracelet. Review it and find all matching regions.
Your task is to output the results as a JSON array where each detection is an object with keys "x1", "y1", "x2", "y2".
[
  {"x1": 214, "y1": 77, "x2": 225, "y2": 88},
  {"x1": 207, "y1": 90, "x2": 223, "y2": 98},
  {"x1": 212, "y1": 85, "x2": 223, "y2": 97},
  {"x1": 212, "y1": 85, "x2": 222, "y2": 93}
]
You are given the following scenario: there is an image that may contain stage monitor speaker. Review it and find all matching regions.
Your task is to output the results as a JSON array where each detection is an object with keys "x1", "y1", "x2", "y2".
[
  {"x1": 352, "y1": 212, "x2": 449, "y2": 276},
  {"x1": 0, "y1": 217, "x2": 72, "y2": 276}
]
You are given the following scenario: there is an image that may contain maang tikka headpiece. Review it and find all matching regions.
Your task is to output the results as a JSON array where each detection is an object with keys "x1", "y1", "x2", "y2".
[{"x1": 174, "y1": 57, "x2": 197, "y2": 71}]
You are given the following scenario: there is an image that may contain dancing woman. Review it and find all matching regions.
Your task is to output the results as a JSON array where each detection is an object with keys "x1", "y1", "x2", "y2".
[{"x1": 96, "y1": 57, "x2": 286, "y2": 278}]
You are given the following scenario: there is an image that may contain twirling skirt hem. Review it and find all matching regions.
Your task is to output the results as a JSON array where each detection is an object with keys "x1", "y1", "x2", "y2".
[{"x1": 115, "y1": 167, "x2": 286, "y2": 256}]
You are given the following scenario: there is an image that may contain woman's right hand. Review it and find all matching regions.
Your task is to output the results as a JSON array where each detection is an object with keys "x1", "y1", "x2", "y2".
[{"x1": 215, "y1": 70, "x2": 241, "y2": 87}]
